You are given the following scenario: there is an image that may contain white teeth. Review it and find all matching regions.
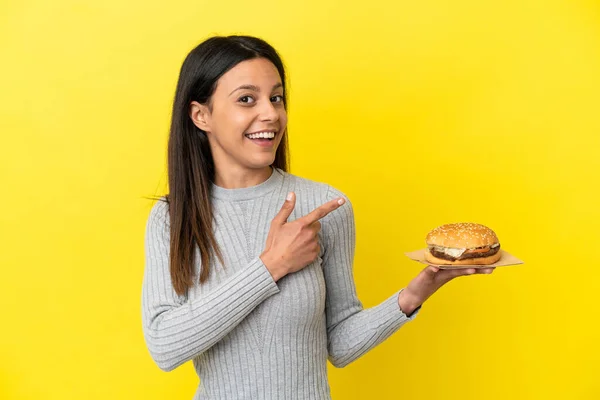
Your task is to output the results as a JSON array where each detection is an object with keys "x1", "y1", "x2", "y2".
[{"x1": 246, "y1": 131, "x2": 276, "y2": 139}]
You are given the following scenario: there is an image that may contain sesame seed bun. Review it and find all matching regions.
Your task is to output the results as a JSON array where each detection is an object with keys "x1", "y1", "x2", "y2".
[{"x1": 426, "y1": 223, "x2": 499, "y2": 249}]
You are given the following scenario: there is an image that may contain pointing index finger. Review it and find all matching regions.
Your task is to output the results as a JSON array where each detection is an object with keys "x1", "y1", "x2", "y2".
[{"x1": 300, "y1": 197, "x2": 346, "y2": 225}]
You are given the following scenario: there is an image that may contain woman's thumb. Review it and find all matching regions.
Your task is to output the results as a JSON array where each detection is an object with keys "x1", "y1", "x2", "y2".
[{"x1": 272, "y1": 192, "x2": 296, "y2": 225}]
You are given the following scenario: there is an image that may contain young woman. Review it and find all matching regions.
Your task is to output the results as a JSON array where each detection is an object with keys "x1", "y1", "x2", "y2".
[{"x1": 141, "y1": 35, "x2": 494, "y2": 400}]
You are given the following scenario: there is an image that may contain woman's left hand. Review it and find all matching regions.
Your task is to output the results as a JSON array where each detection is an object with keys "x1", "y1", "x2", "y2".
[{"x1": 398, "y1": 266, "x2": 495, "y2": 315}]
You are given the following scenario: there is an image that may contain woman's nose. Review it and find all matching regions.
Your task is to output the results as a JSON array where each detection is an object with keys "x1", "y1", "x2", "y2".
[{"x1": 258, "y1": 99, "x2": 279, "y2": 122}]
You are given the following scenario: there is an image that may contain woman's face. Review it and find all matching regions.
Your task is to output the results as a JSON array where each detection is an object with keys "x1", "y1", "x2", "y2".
[{"x1": 190, "y1": 57, "x2": 287, "y2": 173}]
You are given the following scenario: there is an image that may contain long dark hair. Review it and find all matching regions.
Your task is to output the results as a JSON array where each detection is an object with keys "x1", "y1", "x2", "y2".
[{"x1": 162, "y1": 35, "x2": 289, "y2": 296}]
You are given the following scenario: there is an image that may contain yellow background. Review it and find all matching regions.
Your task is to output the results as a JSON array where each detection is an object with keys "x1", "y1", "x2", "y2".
[{"x1": 1, "y1": 0, "x2": 599, "y2": 398}]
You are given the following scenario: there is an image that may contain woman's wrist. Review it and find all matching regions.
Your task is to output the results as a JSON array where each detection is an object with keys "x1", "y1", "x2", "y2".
[
  {"x1": 260, "y1": 251, "x2": 288, "y2": 282},
  {"x1": 398, "y1": 288, "x2": 422, "y2": 316}
]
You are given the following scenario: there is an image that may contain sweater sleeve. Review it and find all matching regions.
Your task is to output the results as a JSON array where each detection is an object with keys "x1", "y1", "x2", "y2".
[
  {"x1": 321, "y1": 186, "x2": 420, "y2": 368},
  {"x1": 141, "y1": 200, "x2": 280, "y2": 372}
]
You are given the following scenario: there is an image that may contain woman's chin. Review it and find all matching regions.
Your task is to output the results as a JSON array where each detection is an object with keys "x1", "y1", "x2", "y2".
[{"x1": 246, "y1": 153, "x2": 277, "y2": 168}]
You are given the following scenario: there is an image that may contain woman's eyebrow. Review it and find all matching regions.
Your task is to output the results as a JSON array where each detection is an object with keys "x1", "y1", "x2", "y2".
[{"x1": 229, "y1": 83, "x2": 283, "y2": 96}]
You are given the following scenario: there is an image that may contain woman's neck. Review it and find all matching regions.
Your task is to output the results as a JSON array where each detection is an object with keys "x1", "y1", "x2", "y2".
[{"x1": 213, "y1": 165, "x2": 274, "y2": 189}]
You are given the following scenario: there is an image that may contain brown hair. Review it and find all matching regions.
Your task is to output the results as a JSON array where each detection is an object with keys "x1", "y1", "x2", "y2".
[{"x1": 158, "y1": 35, "x2": 289, "y2": 296}]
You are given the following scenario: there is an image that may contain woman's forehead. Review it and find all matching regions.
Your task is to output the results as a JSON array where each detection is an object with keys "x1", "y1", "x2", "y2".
[{"x1": 216, "y1": 58, "x2": 282, "y2": 93}]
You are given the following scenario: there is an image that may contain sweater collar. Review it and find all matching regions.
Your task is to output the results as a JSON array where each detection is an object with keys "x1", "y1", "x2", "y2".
[{"x1": 210, "y1": 167, "x2": 284, "y2": 201}]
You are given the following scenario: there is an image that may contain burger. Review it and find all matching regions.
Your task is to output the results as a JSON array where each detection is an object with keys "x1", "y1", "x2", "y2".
[{"x1": 424, "y1": 223, "x2": 501, "y2": 265}]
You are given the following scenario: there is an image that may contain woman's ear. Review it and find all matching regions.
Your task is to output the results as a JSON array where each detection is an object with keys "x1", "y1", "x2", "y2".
[{"x1": 189, "y1": 101, "x2": 211, "y2": 132}]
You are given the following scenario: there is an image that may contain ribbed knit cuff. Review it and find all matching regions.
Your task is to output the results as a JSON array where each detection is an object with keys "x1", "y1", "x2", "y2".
[
  {"x1": 385, "y1": 289, "x2": 421, "y2": 323},
  {"x1": 242, "y1": 256, "x2": 281, "y2": 298}
]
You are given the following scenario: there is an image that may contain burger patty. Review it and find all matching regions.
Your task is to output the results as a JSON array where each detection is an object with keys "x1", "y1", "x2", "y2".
[{"x1": 430, "y1": 246, "x2": 500, "y2": 261}]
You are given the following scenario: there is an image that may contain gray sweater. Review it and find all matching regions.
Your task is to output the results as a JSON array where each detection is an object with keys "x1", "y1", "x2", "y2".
[{"x1": 141, "y1": 167, "x2": 419, "y2": 399}]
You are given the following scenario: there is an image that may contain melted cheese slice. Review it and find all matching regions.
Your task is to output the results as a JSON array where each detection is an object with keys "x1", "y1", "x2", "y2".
[
  {"x1": 432, "y1": 243, "x2": 499, "y2": 258},
  {"x1": 432, "y1": 246, "x2": 466, "y2": 258}
]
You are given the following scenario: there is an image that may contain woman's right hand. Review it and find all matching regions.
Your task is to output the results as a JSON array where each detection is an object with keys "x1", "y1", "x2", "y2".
[{"x1": 260, "y1": 192, "x2": 346, "y2": 282}]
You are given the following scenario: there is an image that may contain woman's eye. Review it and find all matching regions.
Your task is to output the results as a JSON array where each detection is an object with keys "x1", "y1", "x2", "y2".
[
  {"x1": 238, "y1": 96, "x2": 255, "y2": 104},
  {"x1": 271, "y1": 95, "x2": 284, "y2": 103}
]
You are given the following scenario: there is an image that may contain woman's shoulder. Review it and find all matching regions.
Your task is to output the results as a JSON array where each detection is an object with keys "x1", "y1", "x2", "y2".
[{"x1": 146, "y1": 196, "x2": 170, "y2": 227}]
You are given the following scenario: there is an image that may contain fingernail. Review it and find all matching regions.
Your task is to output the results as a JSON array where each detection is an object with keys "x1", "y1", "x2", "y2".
[
  {"x1": 338, "y1": 198, "x2": 345, "y2": 205},
  {"x1": 286, "y1": 192, "x2": 293, "y2": 201}
]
